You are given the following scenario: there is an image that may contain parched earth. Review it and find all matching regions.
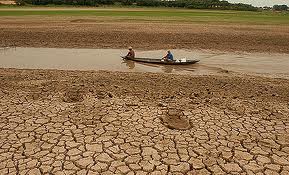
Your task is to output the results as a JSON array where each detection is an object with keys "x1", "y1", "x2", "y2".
[
  {"x1": 0, "y1": 68, "x2": 289, "y2": 174},
  {"x1": 1, "y1": 17, "x2": 289, "y2": 53}
]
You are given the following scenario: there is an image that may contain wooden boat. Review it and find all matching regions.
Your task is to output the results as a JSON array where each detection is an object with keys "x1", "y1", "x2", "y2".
[{"x1": 121, "y1": 56, "x2": 199, "y2": 65}]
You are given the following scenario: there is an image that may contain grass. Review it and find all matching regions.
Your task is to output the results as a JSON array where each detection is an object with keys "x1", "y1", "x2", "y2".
[{"x1": 0, "y1": 6, "x2": 288, "y2": 25}]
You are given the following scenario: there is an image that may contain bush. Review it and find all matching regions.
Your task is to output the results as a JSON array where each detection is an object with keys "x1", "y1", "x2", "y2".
[
  {"x1": 15, "y1": 0, "x2": 27, "y2": 6},
  {"x1": 14, "y1": 0, "x2": 259, "y2": 11},
  {"x1": 273, "y1": 5, "x2": 288, "y2": 11}
]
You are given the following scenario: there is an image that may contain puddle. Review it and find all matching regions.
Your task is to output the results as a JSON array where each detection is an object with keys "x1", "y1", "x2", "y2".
[{"x1": 1, "y1": 47, "x2": 289, "y2": 78}]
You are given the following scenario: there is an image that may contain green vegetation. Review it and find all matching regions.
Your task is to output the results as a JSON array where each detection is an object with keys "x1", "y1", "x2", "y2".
[
  {"x1": 273, "y1": 5, "x2": 288, "y2": 11},
  {"x1": 13, "y1": 0, "x2": 258, "y2": 11},
  {"x1": 0, "y1": 8, "x2": 288, "y2": 25}
]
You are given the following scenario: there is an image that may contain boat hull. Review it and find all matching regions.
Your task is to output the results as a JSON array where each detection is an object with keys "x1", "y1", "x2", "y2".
[{"x1": 121, "y1": 56, "x2": 199, "y2": 65}]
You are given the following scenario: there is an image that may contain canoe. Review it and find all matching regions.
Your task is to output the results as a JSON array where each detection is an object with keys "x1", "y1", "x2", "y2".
[{"x1": 121, "y1": 56, "x2": 199, "y2": 65}]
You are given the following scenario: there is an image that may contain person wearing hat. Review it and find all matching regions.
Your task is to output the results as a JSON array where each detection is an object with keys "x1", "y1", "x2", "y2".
[
  {"x1": 162, "y1": 50, "x2": 173, "y2": 61},
  {"x1": 126, "y1": 46, "x2": 135, "y2": 59}
]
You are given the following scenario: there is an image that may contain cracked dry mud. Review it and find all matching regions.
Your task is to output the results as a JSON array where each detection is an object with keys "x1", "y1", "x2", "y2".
[
  {"x1": 1, "y1": 18, "x2": 289, "y2": 53},
  {"x1": 0, "y1": 68, "x2": 289, "y2": 175}
]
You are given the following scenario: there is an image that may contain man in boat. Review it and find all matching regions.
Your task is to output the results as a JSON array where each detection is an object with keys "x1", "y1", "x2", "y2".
[
  {"x1": 126, "y1": 46, "x2": 135, "y2": 59},
  {"x1": 163, "y1": 50, "x2": 174, "y2": 61}
]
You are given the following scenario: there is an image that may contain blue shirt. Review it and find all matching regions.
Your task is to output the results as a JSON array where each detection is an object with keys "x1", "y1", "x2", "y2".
[{"x1": 167, "y1": 53, "x2": 173, "y2": 60}]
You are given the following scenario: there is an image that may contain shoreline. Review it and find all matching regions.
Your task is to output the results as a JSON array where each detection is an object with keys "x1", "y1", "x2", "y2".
[{"x1": 1, "y1": 18, "x2": 289, "y2": 54}]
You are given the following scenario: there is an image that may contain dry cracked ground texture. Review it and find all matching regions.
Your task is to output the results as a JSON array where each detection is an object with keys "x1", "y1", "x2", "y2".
[
  {"x1": 0, "y1": 68, "x2": 289, "y2": 175},
  {"x1": 1, "y1": 18, "x2": 289, "y2": 53}
]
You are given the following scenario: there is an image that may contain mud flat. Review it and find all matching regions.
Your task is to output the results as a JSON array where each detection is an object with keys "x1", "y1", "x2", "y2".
[
  {"x1": 0, "y1": 68, "x2": 289, "y2": 174},
  {"x1": 1, "y1": 17, "x2": 289, "y2": 53}
]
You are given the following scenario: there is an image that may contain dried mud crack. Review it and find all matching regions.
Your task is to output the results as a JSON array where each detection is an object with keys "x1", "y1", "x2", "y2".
[
  {"x1": 1, "y1": 18, "x2": 289, "y2": 53},
  {"x1": 0, "y1": 68, "x2": 289, "y2": 174}
]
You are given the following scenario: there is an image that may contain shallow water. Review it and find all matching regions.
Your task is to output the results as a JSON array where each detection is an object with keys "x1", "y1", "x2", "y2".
[{"x1": 1, "y1": 47, "x2": 289, "y2": 78}]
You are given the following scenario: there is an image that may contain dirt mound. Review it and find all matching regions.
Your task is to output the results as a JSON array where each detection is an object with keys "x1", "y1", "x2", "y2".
[
  {"x1": 63, "y1": 86, "x2": 84, "y2": 103},
  {"x1": 94, "y1": 90, "x2": 113, "y2": 99},
  {"x1": 160, "y1": 109, "x2": 191, "y2": 130}
]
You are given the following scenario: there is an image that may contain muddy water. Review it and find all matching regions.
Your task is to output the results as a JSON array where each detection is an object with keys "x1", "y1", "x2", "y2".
[{"x1": 1, "y1": 47, "x2": 289, "y2": 78}]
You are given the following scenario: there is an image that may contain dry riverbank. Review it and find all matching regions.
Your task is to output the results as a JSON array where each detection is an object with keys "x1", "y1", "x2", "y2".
[
  {"x1": 0, "y1": 68, "x2": 289, "y2": 174},
  {"x1": 1, "y1": 17, "x2": 289, "y2": 53}
]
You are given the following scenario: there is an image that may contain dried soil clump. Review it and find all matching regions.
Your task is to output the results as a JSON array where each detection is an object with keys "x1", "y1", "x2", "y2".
[
  {"x1": 94, "y1": 90, "x2": 113, "y2": 99},
  {"x1": 63, "y1": 86, "x2": 84, "y2": 103},
  {"x1": 160, "y1": 109, "x2": 191, "y2": 130}
]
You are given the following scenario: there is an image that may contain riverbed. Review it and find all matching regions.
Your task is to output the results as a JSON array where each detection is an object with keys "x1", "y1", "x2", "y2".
[{"x1": 1, "y1": 47, "x2": 289, "y2": 78}]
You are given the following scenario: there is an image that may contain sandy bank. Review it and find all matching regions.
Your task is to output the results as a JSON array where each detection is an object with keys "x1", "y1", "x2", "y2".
[{"x1": 1, "y1": 18, "x2": 289, "y2": 53}]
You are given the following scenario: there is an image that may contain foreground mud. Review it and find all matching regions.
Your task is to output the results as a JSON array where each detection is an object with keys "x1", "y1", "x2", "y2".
[
  {"x1": 1, "y1": 17, "x2": 289, "y2": 53},
  {"x1": 0, "y1": 68, "x2": 289, "y2": 174}
]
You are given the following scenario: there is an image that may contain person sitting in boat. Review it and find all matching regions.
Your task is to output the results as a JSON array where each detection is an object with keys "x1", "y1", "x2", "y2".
[
  {"x1": 126, "y1": 46, "x2": 135, "y2": 59},
  {"x1": 163, "y1": 50, "x2": 173, "y2": 61}
]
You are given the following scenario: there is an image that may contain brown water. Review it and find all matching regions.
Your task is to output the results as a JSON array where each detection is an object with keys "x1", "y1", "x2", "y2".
[{"x1": 1, "y1": 47, "x2": 289, "y2": 78}]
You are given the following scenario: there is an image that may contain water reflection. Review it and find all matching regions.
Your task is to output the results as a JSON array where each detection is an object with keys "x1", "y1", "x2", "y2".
[
  {"x1": 122, "y1": 60, "x2": 135, "y2": 69},
  {"x1": 122, "y1": 60, "x2": 197, "y2": 74},
  {"x1": 0, "y1": 47, "x2": 16, "y2": 53},
  {"x1": 161, "y1": 66, "x2": 174, "y2": 73}
]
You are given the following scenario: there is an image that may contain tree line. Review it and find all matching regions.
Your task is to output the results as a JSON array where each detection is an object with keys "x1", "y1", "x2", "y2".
[
  {"x1": 15, "y1": 0, "x2": 259, "y2": 11},
  {"x1": 273, "y1": 5, "x2": 288, "y2": 11}
]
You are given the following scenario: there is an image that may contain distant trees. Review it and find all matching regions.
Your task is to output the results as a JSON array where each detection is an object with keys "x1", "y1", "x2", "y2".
[
  {"x1": 273, "y1": 5, "x2": 288, "y2": 11},
  {"x1": 135, "y1": 0, "x2": 257, "y2": 11},
  {"x1": 14, "y1": 0, "x2": 259, "y2": 11},
  {"x1": 16, "y1": 0, "x2": 116, "y2": 6}
]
